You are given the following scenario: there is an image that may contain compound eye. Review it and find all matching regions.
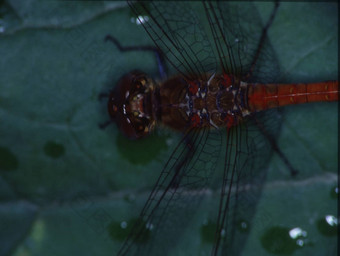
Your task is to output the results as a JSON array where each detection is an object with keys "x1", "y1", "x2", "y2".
[{"x1": 133, "y1": 76, "x2": 147, "y2": 91}]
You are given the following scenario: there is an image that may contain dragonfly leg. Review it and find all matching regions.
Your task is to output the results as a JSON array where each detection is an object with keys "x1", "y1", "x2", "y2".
[
  {"x1": 245, "y1": 1, "x2": 280, "y2": 80},
  {"x1": 98, "y1": 92, "x2": 109, "y2": 101},
  {"x1": 254, "y1": 117, "x2": 298, "y2": 176},
  {"x1": 98, "y1": 119, "x2": 112, "y2": 130},
  {"x1": 104, "y1": 34, "x2": 167, "y2": 80}
]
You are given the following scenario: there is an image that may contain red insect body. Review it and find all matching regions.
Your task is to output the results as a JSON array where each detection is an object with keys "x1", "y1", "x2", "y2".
[
  {"x1": 222, "y1": 74, "x2": 233, "y2": 88},
  {"x1": 108, "y1": 2, "x2": 338, "y2": 256},
  {"x1": 188, "y1": 81, "x2": 199, "y2": 95},
  {"x1": 247, "y1": 81, "x2": 339, "y2": 111}
]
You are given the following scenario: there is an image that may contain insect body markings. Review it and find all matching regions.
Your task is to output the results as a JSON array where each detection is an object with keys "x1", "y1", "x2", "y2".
[{"x1": 108, "y1": 71, "x2": 253, "y2": 139}]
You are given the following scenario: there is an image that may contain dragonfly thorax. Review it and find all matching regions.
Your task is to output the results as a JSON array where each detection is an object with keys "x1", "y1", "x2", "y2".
[
  {"x1": 109, "y1": 71, "x2": 249, "y2": 139},
  {"x1": 159, "y1": 73, "x2": 246, "y2": 131}
]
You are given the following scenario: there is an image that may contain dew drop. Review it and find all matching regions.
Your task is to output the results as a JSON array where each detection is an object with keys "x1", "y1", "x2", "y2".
[
  {"x1": 325, "y1": 215, "x2": 338, "y2": 226},
  {"x1": 316, "y1": 215, "x2": 338, "y2": 237},
  {"x1": 108, "y1": 220, "x2": 130, "y2": 241},
  {"x1": 237, "y1": 219, "x2": 250, "y2": 233},
  {"x1": 131, "y1": 15, "x2": 149, "y2": 25},
  {"x1": 220, "y1": 228, "x2": 226, "y2": 237},
  {"x1": 289, "y1": 227, "x2": 307, "y2": 239},
  {"x1": 296, "y1": 239, "x2": 304, "y2": 247},
  {"x1": 146, "y1": 222, "x2": 154, "y2": 230},
  {"x1": 261, "y1": 226, "x2": 307, "y2": 254},
  {"x1": 120, "y1": 221, "x2": 127, "y2": 229}
]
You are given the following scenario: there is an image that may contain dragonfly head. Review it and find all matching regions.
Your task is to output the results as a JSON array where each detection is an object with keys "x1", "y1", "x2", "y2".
[{"x1": 108, "y1": 71, "x2": 156, "y2": 139}]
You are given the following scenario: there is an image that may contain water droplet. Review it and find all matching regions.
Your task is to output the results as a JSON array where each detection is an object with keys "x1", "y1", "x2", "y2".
[
  {"x1": 108, "y1": 218, "x2": 151, "y2": 243},
  {"x1": 236, "y1": 219, "x2": 250, "y2": 233},
  {"x1": 131, "y1": 15, "x2": 149, "y2": 25},
  {"x1": 316, "y1": 215, "x2": 338, "y2": 237},
  {"x1": 108, "y1": 220, "x2": 130, "y2": 241},
  {"x1": 220, "y1": 228, "x2": 226, "y2": 237},
  {"x1": 289, "y1": 227, "x2": 307, "y2": 239},
  {"x1": 120, "y1": 221, "x2": 127, "y2": 229},
  {"x1": 296, "y1": 239, "x2": 304, "y2": 247},
  {"x1": 261, "y1": 226, "x2": 308, "y2": 254},
  {"x1": 325, "y1": 215, "x2": 338, "y2": 226},
  {"x1": 146, "y1": 222, "x2": 154, "y2": 230}
]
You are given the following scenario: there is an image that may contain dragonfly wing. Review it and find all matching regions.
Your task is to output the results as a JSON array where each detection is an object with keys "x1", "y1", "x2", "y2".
[
  {"x1": 204, "y1": 2, "x2": 280, "y2": 83},
  {"x1": 207, "y1": 109, "x2": 282, "y2": 256},
  {"x1": 117, "y1": 127, "x2": 223, "y2": 255},
  {"x1": 128, "y1": 1, "x2": 218, "y2": 81},
  {"x1": 128, "y1": 1, "x2": 279, "y2": 83},
  {"x1": 120, "y1": 2, "x2": 283, "y2": 255}
]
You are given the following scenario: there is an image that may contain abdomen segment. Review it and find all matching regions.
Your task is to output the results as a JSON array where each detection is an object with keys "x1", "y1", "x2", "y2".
[{"x1": 247, "y1": 81, "x2": 338, "y2": 112}]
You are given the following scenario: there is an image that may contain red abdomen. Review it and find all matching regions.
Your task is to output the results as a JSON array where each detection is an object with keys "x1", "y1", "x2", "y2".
[{"x1": 247, "y1": 81, "x2": 338, "y2": 112}]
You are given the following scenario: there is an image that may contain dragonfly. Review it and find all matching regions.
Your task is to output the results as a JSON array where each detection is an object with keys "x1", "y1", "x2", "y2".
[{"x1": 102, "y1": 1, "x2": 338, "y2": 256}]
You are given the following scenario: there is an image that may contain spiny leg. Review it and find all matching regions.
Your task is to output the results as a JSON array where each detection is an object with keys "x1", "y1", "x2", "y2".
[
  {"x1": 98, "y1": 119, "x2": 112, "y2": 130},
  {"x1": 105, "y1": 34, "x2": 167, "y2": 80},
  {"x1": 98, "y1": 92, "x2": 109, "y2": 101}
]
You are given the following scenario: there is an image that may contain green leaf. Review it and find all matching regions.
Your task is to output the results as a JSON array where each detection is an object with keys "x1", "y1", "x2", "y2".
[{"x1": 0, "y1": 2, "x2": 337, "y2": 256}]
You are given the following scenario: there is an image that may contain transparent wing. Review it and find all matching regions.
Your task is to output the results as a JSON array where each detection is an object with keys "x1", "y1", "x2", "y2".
[
  {"x1": 197, "y1": 2, "x2": 282, "y2": 255},
  {"x1": 119, "y1": 2, "x2": 282, "y2": 256},
  {"x1": 129, "y1": 1, "x2": 279, "y2": 83},
  {"x1": 203, "y1": 2, "x2": 280, "y2": 83},
  {"x1": 118, "y1": 127, "x2": 223, "y2": 255},
  {"x1": 208, "y1": 109, "x2": 281, "y2": 256},
  {"x1": 128, "y1": 1, "x2": 218, "y2": 81}
]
